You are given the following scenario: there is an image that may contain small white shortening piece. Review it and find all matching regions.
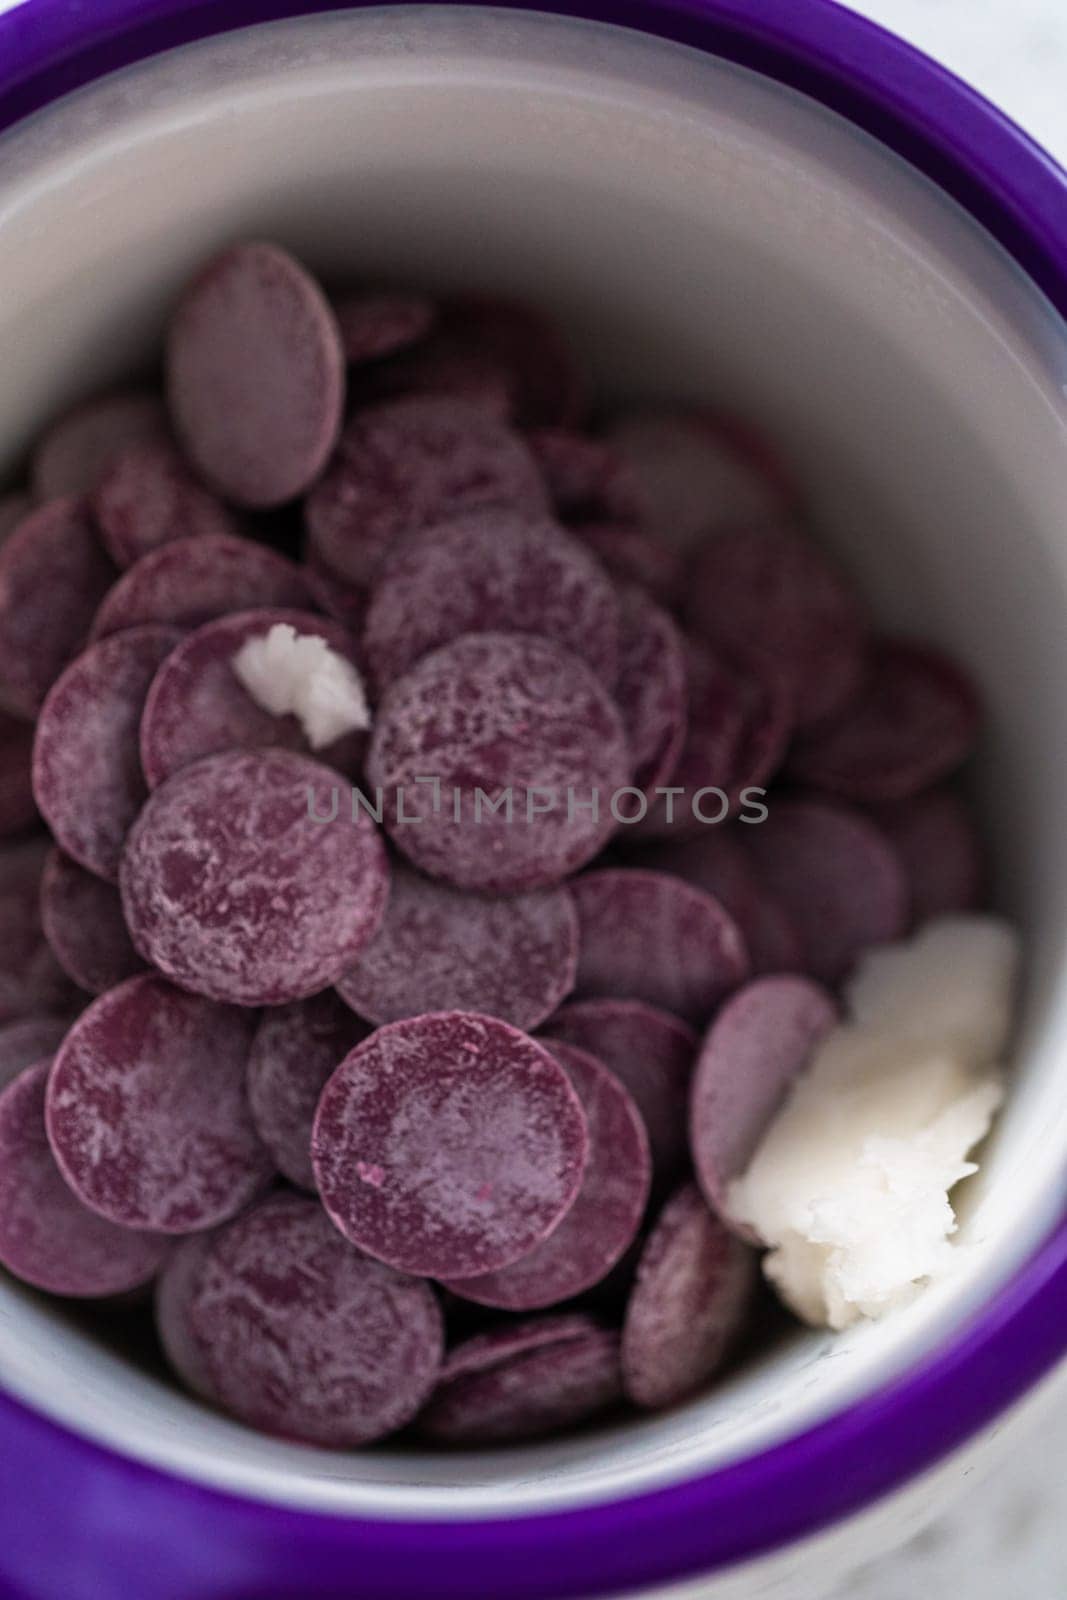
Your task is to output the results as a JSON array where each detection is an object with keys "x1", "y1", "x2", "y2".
[
  {"x1": 232, "y1": 623, "x2": 372, "y2": 749},
  {"x1": 728, "y1": 916, "x2": 1020, "y2": 1330}
]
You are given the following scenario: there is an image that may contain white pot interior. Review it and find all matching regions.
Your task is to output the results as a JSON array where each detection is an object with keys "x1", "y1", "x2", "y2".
[{"x1": 0, "y1": 4, "x2": 1066, "y2": 1519}]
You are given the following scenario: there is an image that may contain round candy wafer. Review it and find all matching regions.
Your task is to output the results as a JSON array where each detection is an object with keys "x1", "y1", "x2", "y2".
[
  {"x1": 0, "y1": 498, "x2": 117, "y2": 718},
  {"x1": 787, "y1": 639, "x2": 982, "y2": 801},
  {"x1": 167, "y1": 241, "x2": 345, "y2": 507},
  {"x1": 366, "y1": 632, "x2": 630, "y2": 893},
  {"x1": 94, "y1": 440, "x2": 241, "y2": 569},
  {"x1": 32, "y1": 390, "x2": 168, "y2": 499},
  {"x1": 120, "y1": 749, "x2": 389, "y2": 1006},
  {"x1": 689, "y1": 975, "x2": 838, "y2": 1221},
  {"x1": 334, "y1": 290, "x2": 436, "y2": 364},
  {"x1": 570, "y1": 868, "x2": 748, "y2": 1023},
  {"x1": 0, "y1": 713, "x2": 37, "y2": 838},
  {"x1": 40, "y1": 849, "x2": 146, "y2": 995},
  {"x1": 443, "y1": 1041, "x2": 650, "y2": 1310},
  {"x1": 363, "y1": 509, "x2": 621, "y2": 689},
  {"x1": 247, "y1": 992, "x2": 370, "y2": 1190},
  {"x1": 312, "y1": 1011, "x2": 588, "y2": 1279},
  {"x1": 869, "y1": 785, "x2": 985, "y2": 924},
  {"x1": 0, "y1": 1016, "x2": 72, "y2": 1092},
  {"x1": 336, "y1": 865, "x2": 577, "y2": 1031},
  {"x1": 33, "y1": 624, "x2": 183, "y2": 880},
  {"x1": 46, "y1": 974, "x2": 271, "y2": 1232},
  {"x1": 621, "y1": 1181, "x2": 755, "y2": 1409},
  {"x1": 90, "y1": 533, "x2": 310, "y2": 640},
  {"x1": 613, "y1": 586, "x2": 687, "y2": 808},
  {"x1": 154, "y1": 1230, "x2": 219, "y2": 1401},
  {"x1": 0, "y1": 835, "x2": 82, "y2": 1022},
  {"x1": 185, "y1": 1193, "x2": 444, "y2": 1446},
  {"x1": 304, "y1": 396, "x2": 548, "y2": 587},
  {"x1": 0, "y1": 1061, "x2": 170, "y2": 1296}
]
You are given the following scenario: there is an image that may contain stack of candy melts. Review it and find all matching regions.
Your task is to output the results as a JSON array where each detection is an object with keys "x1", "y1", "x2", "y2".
[{"x1": 0, "y1": 241, "x2": 989, "y2": 1450}]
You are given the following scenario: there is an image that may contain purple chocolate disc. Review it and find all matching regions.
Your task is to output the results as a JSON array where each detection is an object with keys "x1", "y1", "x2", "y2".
[
  {"x1": 139, "y1": 607, "x2": 368, "y2": 787},
  {"x1": 0, "y1": 498, "x2": 117, "y2": 718},
  {"x1": 246, "y1": 993, "x2": 371, "y2": 1190},
  {"x1": 32, "y1": 390, "x2": 169, "y2": 499},
  {"x1": 166, "y1": 241, "x2": 345, "y2": 508},
  {"x1": 33, "y1": 624, "x2": 183, "y2": 880},
  {"x1": 621, "y1": 1181, "x2": 756, "y2": 1409},
  {"x1": 46, "y1": 974, "x2": 271, "y2": 1232},
  {"x1": 312, "y1": 1011, "x2": 588, "y2": 1279},
  {"x1": 334, "y1": 291, "x2": 436, "y2": 364},
  {"x1": 443, "y1": 1040, "x2": 651, "y2": 1310},
  {"x1": 574, "y1": 522, "x2": 685, "y2": 610},
  {"x1": 40, "y1": 848, "x2": 147, "y2": 995},
  {"x1": 605, "y1": 409, "x2": 796, "y2": 551},
  {"x1": 570, "y1": 868, "x2": 748, "y2": 1024},
  {"x1": 0, "y1": 1061, "x2": 170, "y2": 1297},
  {"x1": 613, "y1": 586, "x2": 688, "y2": 807},
  {"x1": 90, "y1": 533, "x2": 311, "y2": 640},
  {"x1": 787, "y1": 638, "x2": 982, "y2": 802},
  {"x1": 186, "y1": 1193, "x2": 444, "y2": 1446},
  {"x1": 438, "y1": 1313, "x2": 597, "y2": 1381},
  {"x1": 120, "y1": 749, "x2": 389, "y2": 1007},
  {"x1": 154, "y1": 1230, "x2": 219, "y2": 1401},
  {"x1": 303, "y1": 396, "x2": 548, "y2": 588},
  {"x1": 544, "y1": 999, "x2": 697, "y2": 1186},
  {"x1": 336, "y1": 865, "x2": 578, "y2": 1031},
  {"x1": 686, "y1": 524, "x2": 867, "y2": 729},
  {"x1": 868, "y1": 785, "x2": 985, "y2": 923},
  {"x1": 0, "y1": 835, "x2": 83, "y2": 1022},
  {"x1": 363, "y1": 509, "x2": 621, "y2": 690},
  {"x1": 366, "y1": 632, "x2": 630, "y2": 894},
  {"x1": 0, "y1": 712, "x2": 37, "y2": 838},
  {"x1": 0, "y1": 1016, "x2": 72, "y2": 1092},
  {"x1": 742, "y1": 797, "x2": 908, "y2": 984},
  {"x1": 94, "y1": 440, "x2": 241, "y2": 569},
  {"x1": 527, "y1": 429, "x2": 642, "y2": 524},
  {"x1": 633, "y1": 829, "x2": 803, "y2": 977},
  {"x1": 689, "y1": 975, "x2": 838, "y2": 1222},
  {"x1": 420, "y1": 1318, "x2": 621, "y2": 1444}
]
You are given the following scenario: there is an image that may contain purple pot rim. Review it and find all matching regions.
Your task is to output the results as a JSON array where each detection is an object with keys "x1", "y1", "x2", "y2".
[{"x1": 0, "y1": 1, "x2": 1066, "y2": 1596}]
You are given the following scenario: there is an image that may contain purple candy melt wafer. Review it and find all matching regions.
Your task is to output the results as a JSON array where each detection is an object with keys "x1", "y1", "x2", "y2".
[
  {"x1": 33, "y1": 624, "x2": 183, "y2": 880},
  {"x1": 186, "y1": 1193, "x2": 444, "y2": 1446},
  {"x1": 367, "y1": 632, "x2": 630, "y2": 893},
  {"x1": 439, "y1": 1313, "x2": 597, "y2": 1381},
  {"x1": 0, "y1": 1016, "x2": 71, "y2": 1092},
  {"x1": 46, "y1": 974, "x2": 271, "y2": 1232},
  {"x1": 0, "y1": 492, "x2": 33, "y2": 543},
  {"x1": 356, "y1": 339, "x2": 515, "y2": 422},
  {"x1": 40, "y1": 849, "x2": 147, "y2": 995},
  {"x1": 613, "y1": 587, "x2": 688, "y2": 809},
  {"x1": 120, "y1": 749, "x2": 389, "y2": 1006},
  {"x1": 544, "y1": 999, "x2": 697, "y2": 1185},
  {"x1": 633, "y1": 829, "x2": 803, "y2": 976},
  {"x1": 689, "y1": 975, "x2": 838, "y2": 1222},
  {"x1": 869, "y1": 785, "x2": 985, "y2": 924},
  {"x1": 0, "y1": 1060, "x2": 171, "y2": 1296},
  {"x1": 421, "y1": 1317, "x2": 620, "y2": 1444},
  {"x1": 154, "y1": 1230, "x2": 219, "y2": 1401},
  {"x1": 90, "y1": 533, "x2": 311, "y2": 641},
  {"x1": 443, "y1": 1040, "x2": 650, "y2": 1310},
  {"x1": 686, "y1": 524, "x2": 867, "y2": 729},
  {"x1": 570, "y1": 869, "x2": 748, "y2": 1023},
  {"x1": 94, "y1": 440, "x2": 241, "y2": 569},
  {"x1": 787, "y1": 639, "x2": 982, "y2": 802},
  {"x1": 0, "y1": 836, "x2": 83, "y2": 1022},
  {"x1": 621, "y1": 1181, "x2": 756, "y2": 1409},
  {"x1": 32, "y1": 390, "x2": 169, "y2": 500},
  {"x1": 527, "y1": 429, "x2": 642, "y2": 523},
  {"x1": 140, "y1": 607, "x2": 368, "y2": 787},
  {"x1": 0, "y1": 498, "x2": 117, "y2": 718},
  {"x1": 334, "y1": 291, "x2": 436, "y2": 364},
  {"x1": 303, "y1": 560, "x2": 369, "y2": 635},
  {"x1": 437, "y1": 294, "x2": 586, "y2": 428},
  {"x1": 574, "y1": 522, "x2": 688, "y2": 609},
  {"x1": 364, "y1": 509, "x2": 621, "y2": 690},
  {"x1": 0, "y1": 712, "x2": 37, "y2": 838},
  {"x1": 313, "y1": 1011, "x2": 588, "y2": 1279},
  {"x1": 336, "y1": 864, "x2": 578, "y2": 1031},
  {"x1": 605, "y1": 410, "x2": 796, "y2": 551},
  {"x1": 167, "y1": 241, "x2": 345, "y2": 508},
  {"x1": 742, "y1": 797, "x2": 908, "y2": 984},
  {"x1": 304, "y1": 396, "x2": 548, "y2": 588},
  {"x1": 247, "y1": 993, "x2": 371, "y2": 1191}
]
